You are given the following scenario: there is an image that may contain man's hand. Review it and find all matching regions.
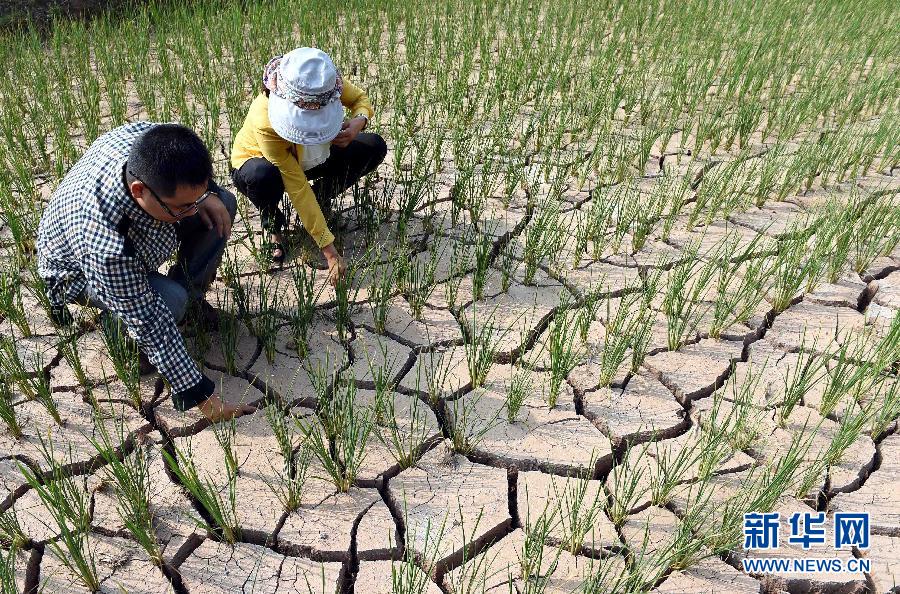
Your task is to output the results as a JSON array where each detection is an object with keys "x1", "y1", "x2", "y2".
[
  {"x1": 197, "y1": 394, "x2": 255, "y2": 423},
  {"x1": 331, "y1": 117, "x2": 366, "y2": 149},
  {"x1": 322, "y1": 243, "x2": 346, "y2": 287},
  {"x1": 197, "y1": 194, "x2": 233, "y2": 238}
]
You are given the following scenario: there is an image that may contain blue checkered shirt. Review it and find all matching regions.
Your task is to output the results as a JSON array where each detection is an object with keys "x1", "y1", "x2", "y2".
[{"x1": 36, "y1": 122, "x2": 207, "y2": 400}]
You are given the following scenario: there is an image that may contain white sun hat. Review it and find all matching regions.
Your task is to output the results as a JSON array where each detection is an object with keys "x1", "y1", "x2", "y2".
[{"x1": 264, "y1": 47, "x2": 344, "y2": 146}]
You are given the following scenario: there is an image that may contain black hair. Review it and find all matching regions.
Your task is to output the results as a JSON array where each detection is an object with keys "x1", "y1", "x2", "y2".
[{"x1": 126, "y1": 124, "x2": 212, "y2": 198}]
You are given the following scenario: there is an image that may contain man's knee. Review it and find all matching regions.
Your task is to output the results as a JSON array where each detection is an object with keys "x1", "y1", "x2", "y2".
[{"x1": 149, "y1": 275, "x2": 189, "y2": 323}]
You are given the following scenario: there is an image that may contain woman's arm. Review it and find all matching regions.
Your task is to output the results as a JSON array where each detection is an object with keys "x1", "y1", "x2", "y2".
[{"x1": 255, "y1": 128, "x2": 335, "y2": 249}]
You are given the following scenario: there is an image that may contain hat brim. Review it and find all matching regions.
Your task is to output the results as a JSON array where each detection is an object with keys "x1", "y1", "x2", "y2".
[{"x1": 268, "y1": 93, "x2": 343, "y2": 146}]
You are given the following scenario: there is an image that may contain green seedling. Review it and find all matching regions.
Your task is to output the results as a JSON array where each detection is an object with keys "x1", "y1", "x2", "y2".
[
  {"x1": 505, "y1": 365, "x2": 533, "y2": 423},
  {"x1": 99, "y1": 314, "x2": 142, "y2": 407},
  {"x1": 546, "y1": 306, "x2": 584, "y2": 408},
  {"x1": 462, "y1": 304, "x2": 512, "y2": 389},
  {"x1": 19, "y1": 434, "x2": 97, "y2": 591},
  {"x1": 375, "y1": 392, "x2": 432, "y2": 471},
  {"x1": 264, "y1": 404, "x2": 309, "y2": 512},
  {"x1": 163, "y1": 437, "x2": 240, "y2": 544},
  {"x1": 0, "y1": 382, "x2": 23, "y2": 439},
  {"x1": 448, "y1": 390, "x2": 500, "y2": 455},
  {"x1": 86, "y1": 403, "x2": 161, "y2": 565},
  {"x1": 0, "y1": 337, "x2": 61, "y2": 425},
  {"x1": 299, "y1": 373, "x2": 372, "y2": 493}
]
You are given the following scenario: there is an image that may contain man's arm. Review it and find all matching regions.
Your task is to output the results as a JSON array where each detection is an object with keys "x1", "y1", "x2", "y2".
[{"x1": 81, "y1": 250, "x2": 212, "y2": 411}]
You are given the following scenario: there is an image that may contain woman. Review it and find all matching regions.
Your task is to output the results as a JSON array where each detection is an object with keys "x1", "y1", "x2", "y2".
[{"x1": 231, "y1": 47, "x2": 387, "y2": 283}]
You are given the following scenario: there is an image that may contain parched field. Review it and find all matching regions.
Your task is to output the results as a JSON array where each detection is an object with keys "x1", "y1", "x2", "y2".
[{"x1": 1, "y1": 0, "x2": 899, "y2": 592}]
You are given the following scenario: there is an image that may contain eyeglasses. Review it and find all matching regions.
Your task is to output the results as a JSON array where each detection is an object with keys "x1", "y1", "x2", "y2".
[{"x1": 127, "y1": 169, "x2": 214, "y2": 220}]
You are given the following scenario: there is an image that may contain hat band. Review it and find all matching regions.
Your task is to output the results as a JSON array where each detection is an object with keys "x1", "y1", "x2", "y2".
[{"x1": 263, "y1": 55, "x2": 343, "y2": 110}]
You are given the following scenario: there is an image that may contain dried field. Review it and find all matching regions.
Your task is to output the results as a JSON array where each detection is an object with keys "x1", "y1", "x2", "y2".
[{"x1": 0, "y1": 0, "x2": 899, "y2": 592}]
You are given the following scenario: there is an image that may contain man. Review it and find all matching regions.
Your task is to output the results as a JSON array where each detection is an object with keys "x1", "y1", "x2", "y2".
[{"x1": 37, "y1": 122, "x2": 254, "y2": 422}]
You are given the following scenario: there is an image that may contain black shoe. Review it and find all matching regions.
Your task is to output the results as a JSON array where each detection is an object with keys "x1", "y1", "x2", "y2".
[
  {"x1": 181, "y1": 300, "x2": 220, "y2": 333},
  {"x1": 138, "y1": 350, "x2": 156, "y2": 375}
]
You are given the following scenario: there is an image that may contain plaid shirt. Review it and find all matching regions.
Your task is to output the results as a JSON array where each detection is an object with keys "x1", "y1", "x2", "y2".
[{"x1": 37, "y1": 122, "x2": 208, "y2": 403}]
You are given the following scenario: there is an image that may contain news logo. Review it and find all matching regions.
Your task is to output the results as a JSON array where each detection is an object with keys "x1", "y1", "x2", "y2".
[{"x1": 741, "y1": 511, "x2": 871, "y2": 575}]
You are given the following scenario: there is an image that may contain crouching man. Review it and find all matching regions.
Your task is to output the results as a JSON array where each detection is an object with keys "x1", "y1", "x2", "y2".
[{"x1": 36, "y1": 122, "x2": 255, "y2": 422}]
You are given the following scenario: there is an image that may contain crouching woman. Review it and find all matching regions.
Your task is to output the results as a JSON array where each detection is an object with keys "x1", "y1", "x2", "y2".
[{"x1": 230, "y1": 47, "x2": 387, "y2": 282}]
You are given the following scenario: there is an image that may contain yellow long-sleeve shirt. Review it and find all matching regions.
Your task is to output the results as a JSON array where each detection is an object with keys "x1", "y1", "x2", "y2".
[{"x1": 231, "y1": 81, "x2": 374, "y2": 248}]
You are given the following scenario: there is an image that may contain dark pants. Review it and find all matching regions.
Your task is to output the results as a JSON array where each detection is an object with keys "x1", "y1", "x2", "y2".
[{"x1": 231, "y1": 132, "x2": 388, "y2": 234}]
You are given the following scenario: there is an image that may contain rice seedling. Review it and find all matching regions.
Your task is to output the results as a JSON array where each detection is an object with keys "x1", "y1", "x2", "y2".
[
  {"x1": 551, "y1": 466, "x2": 606, "y2": 555},
  {"x1": 403, "y1": 245, "x2": 441, "y2": 321},
  {"x1": 394, "y1": 508, "x2": 450, "y2": 591},
  {"x1": 449, "y1": 391, "x2": 500, "y2": 455},
  {"x1": 86, "y1": 405, "x2": 161, "y2": 566},
  {"x1": 608, "y1": 444, "x2": 650, "y2": 528},
  {"x1": 822, "y1": 404, "x2": 870, "y2": 469},
  {"x1": 522, "y1": 199, "x2": 563, "y2": 285},
  {"x1": 707, "y1": 363, "x2": 768, "y2": 451},
  {"x1": 0, "y1": 268, "x2": 30, "y2": 338},
  {"x1": 545, "y1": 306, "x2": 584, "y2": 408},
  {"x1": 0, "y1": 508, "x2": 27, "y2": 551},
  {"x1": 263, "y1": 404, "x2": 310, "y2": 512},
  {"x1": 629, "y1": 269, "x2": 663, "y2": 373},
  {"x1": 850, "y1": 195, "x2": 900, "y2": 274},
  {"x1": 708, "y1": 233, "x2": 771, "y2": 339},
  {"x1": 334, "y1": 261, "x2": 359, "y2": 344},
  {"x1": 391, "y1": 530, "x2": 439, "y2": 594},
  {"x1": 519, "y1": 501, "x2": 560, "y2": 592},
  {"x1": 462, "y1": 305, "x2": 510, "y2": 389},
  {"x1": 98, "y1": 314, "x2": 142, "y2": 407},
  {"x1": 777, "y1": 341, "x2": 828, "y2": 427},
  {"x1": 0, "y1": 545, "x2": 18, "y2": 594},
  {"x1": 58, "y1": 322, "x2": 90, "y2": 390},
  {"x1": 252, "y1": 274, "x2": 282, "y2": 364},
  {"x1": 285, "y1": 264, "x2": 320, "y2": 357},
  {"x1": 366, "y1": 344, "x2": 398, "y2": 421},
  {"x1": 445, "y1": 240, "x2": 471, "y2": 310},
  {"x1": 471, "y1": 226, "x2": 495, "y2": 302},
  {"x1": 505, "y1": 365, "x2": 533, "y2": 423},
  {"x1": 299, "y1": 372, "x2": 372, "y2": 493},
  {"x1": 867, "y1": 377, "x2": 900, "y2": 439},
  {"x1": 649, "y1": 439, "x2": 699, "y2": 507},
  {"x1": 768, "y1": 227, "x2": 818, "y2": 313},
  {"x1": 662, "y1": 243, "x2": 715, "y2": 350},
  {"x1": 662, "y1": 498, "x2": 713, "y2": 573},
  {"x1": 448, "y1": 510, "x2": 496, "y2": 594},
  {"x1": 0, "y1": 337, "x2": 61, "y2": 425},
  {"x1": 596, "y1": 293, "x2": 641, "y2": 388},
  {"x1": 163, "y1": 437, "x2": 240, "y2": 544},
  {"x1": 0, "y1": 382, "x2": 23, "y2": 440},
  {"x1": 19, "y1": 435, "x2": 98, "y2": 591},
  {"x1": 419, "y1": 347, "x2": 456, "y2": 405},
  {"x1": 211, "y1": 416, "x2": 239, "y2": 478},
  {"x1": 215, "y1": 290, "x2": 240, "y2": 374},
  {"x1": 368, "y1": 259, "x2": 394, "y2": 335},
  {"x1": 695, "y1": 410, "x2": 736, "y2": 482},
  {"x1": 376, "y1": 392, "x2": 432, "y2": 471}
]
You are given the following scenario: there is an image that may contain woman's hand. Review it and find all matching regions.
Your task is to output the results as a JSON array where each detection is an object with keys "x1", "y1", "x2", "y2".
[
  {"x1": 322, "y1": 243, "x2": 346, "y2": 286},
  {"x1": 331, "y1": 116, "x2": 367, "y2": 148}
]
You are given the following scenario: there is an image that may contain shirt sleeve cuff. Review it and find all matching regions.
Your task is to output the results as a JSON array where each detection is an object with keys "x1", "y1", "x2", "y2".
[
  {"x1": 172, "y1": 374, "x2": 215, "y2": 412},
  {"x1": 315, "y1": 229, "x2": 336, "y2": 249}
]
